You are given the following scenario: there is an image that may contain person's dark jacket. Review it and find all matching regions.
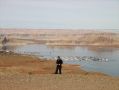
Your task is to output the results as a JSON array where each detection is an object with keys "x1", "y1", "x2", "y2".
[{"x1": 56, "y1": 58, "x2": 63, "y2": 66}]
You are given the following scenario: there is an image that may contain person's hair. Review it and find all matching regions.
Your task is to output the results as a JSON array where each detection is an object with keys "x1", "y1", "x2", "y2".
[{"x1": 58, "y1": 56, "x2": 60, "y2": 58}]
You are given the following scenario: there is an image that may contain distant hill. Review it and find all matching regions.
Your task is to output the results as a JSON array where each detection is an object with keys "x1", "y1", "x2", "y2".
[
  {"x1": 78, "y1": 32, "x2": 119, "y2": 46},
  {"x1": 0, "y1": 28, "x2": 119, "y2": 47}
]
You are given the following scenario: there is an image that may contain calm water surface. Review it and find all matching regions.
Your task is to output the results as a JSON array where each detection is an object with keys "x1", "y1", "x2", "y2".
[{"x1": 14, "y1": 44, "x2": 119, "y2": 76}]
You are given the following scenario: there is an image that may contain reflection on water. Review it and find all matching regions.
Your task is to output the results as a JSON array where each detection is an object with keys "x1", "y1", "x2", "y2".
[
  {"x1": 14, "y1": 44, "x2": 119, "y2": 76},
  {"x1": 87, "y1": 46, "x2": 118, "y2": 53},
  {"x1": 47, "y1": 45, "x2": 76, "y2": 49}
]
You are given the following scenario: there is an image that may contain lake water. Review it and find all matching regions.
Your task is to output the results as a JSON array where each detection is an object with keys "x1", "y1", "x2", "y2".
[{"x1": 14, "y1": 44, "x2": 119, "y2": 76}]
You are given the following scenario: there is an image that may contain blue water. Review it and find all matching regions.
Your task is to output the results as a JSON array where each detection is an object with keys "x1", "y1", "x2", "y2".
[{"x1": 14, "y1": 44, "x2": 119, "y2": 76}]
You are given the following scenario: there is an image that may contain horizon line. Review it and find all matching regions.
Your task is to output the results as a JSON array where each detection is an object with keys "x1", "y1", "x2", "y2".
[{"x1": 0, "y1": 27, "x2": 119, "y2": 30}]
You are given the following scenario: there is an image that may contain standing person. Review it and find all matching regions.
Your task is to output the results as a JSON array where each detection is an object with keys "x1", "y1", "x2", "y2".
[
  {"x1": 55, "y1": 56, "x2": 63, "y2": 74},
  {"x1": 2, "y1": 37, "x2": 8, "y2": 51}
]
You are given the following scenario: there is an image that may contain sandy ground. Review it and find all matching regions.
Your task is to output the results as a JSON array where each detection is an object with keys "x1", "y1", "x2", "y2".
[{"x1": 0, "y1": 53, "x2": 119, "y2": 90}]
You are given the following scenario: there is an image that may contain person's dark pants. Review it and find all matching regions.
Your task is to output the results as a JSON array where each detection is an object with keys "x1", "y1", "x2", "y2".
[{"x1": 55, "y1": 65, "x2": 62, "y2": 74}]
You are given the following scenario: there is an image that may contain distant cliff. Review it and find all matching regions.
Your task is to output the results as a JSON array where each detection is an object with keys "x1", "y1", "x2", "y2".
[
  {"x1": 76, "y1": 32, "x2": 119, "y2": 46},
  {"x1": 0, "y1": 28, "x2": 119, "y2": 47}
]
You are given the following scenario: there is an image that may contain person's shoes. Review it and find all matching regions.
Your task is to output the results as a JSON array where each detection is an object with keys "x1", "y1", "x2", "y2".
[{"x1": 54, "y1": 72, "x2": 58, "y2": 74}]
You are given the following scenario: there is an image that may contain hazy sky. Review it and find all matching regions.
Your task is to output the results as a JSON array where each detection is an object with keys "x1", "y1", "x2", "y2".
[{"x1": 0, "y1": 0, "x2": 119, "y2": 30}]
